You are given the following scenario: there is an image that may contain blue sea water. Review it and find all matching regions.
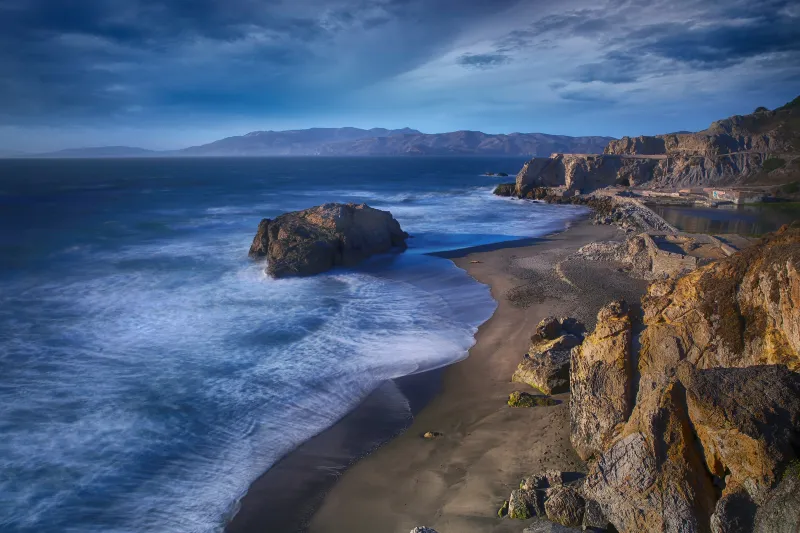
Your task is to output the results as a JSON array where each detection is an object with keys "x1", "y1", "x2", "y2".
[{"x1": 0, "y1": 157, "x2": 587, "y2": 533}]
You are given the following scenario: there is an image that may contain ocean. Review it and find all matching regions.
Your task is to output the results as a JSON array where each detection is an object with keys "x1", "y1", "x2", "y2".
[{"x1": 0, "y1": 157, "x2": 587, "y2": 533}]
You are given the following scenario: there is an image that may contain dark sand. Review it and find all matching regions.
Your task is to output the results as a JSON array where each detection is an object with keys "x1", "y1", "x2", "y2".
[
  {"x1": 308, "y1": 220, "x2": 648, "y2": 533},
  {"x1": 227, "y1": 219, "x2": 647, "y2": 533}
]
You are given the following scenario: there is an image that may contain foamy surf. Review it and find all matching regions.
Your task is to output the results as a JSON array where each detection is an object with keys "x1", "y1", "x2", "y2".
[{"x1": 0, "y1": 157, "x2": 587, "y2": 533}]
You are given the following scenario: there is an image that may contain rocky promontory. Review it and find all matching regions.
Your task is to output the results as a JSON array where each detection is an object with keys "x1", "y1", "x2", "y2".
[
  {"x1": 511, "y1": 95, "x2": 799, "y2": 196},
  {"x1": 249, "y1": 203, "x2": 408, "y2": 278}
]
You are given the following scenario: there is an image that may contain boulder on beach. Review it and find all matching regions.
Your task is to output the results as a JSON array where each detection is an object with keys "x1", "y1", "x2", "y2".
[
  {"x1": 248, "y1": 203, "x2": 409, "y2": 278},
  {"x1": 513, "y1": 317, "x2": 584, "y2": 395}
]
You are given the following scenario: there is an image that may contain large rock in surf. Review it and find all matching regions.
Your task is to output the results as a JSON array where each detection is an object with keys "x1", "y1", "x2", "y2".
[{"x1": 249, "y1": 203, "x2": 408, "y2": 278}]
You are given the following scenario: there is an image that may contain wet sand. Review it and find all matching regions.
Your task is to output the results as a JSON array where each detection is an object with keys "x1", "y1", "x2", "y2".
[{"x1": 308, "y1": 220, "x2": 648, "y2": 533}]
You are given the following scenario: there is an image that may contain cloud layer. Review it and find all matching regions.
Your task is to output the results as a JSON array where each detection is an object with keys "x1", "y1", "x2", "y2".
[{"x1": 1, "y1": 0, "x2": 798, "y2": 150}]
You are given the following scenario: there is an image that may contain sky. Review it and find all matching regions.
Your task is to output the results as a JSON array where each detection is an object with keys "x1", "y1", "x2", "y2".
[{"x1": 0, "y1": 0, "x2": 799, "y2": 152}]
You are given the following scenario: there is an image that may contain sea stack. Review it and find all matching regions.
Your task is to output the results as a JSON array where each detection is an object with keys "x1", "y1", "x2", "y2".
[{"x1": 249, "y1": 202, "x2": 409, "y2": 278}]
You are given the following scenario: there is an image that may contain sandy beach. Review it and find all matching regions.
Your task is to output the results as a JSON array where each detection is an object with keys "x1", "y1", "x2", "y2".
[{"x1": 305, "y1": 219, "x2": 648, "y2": 533}]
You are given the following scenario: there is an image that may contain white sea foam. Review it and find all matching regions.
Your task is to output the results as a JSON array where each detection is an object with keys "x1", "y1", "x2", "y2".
[{"x1": 0, "y1": 173, "x2": 585, "y2": 533}]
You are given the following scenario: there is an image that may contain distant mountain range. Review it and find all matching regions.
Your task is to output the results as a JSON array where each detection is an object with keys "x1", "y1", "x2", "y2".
[{"x1": 4, "y1": 127, "x2": 616, "y2": 158}]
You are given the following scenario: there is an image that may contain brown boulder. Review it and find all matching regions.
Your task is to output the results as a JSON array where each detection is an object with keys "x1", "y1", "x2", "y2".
[
  {"x1": 678, "y1": 363, "x2": 800, "y2": 505},
  {"x1": 710, "y1": 489, "x2": 757, "y2": 533},
  {"x1": 753, "y1": 465, "x2": 800, "y2": 533},
  {"x1": 544, "y1": 485, "x2": 585, "y2": 527},
  {"x1": 250, "y1": 203, "x2": 408, "y2": 278},
  {"x1": 639, "y1": 226, "x2": 800, "y2": 373},
  {"x1": 514, "y1": 318, "x2": 583, "y2": 395},
  {"x1": 582, "y1": 382, "x2": 717, "y2": 532},
  {"x1": 569, "y1": 300, "x2": 634, "y2": 460},
  {"x1": 248, "y1": 218, "x2": 271, "y2": 258}
]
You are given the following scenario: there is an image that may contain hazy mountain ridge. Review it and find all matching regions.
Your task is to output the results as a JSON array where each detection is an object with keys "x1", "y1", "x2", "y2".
[
  {"x1": 4, "y1": 127, "x2": 615, "y2": 158},
  {"x1": 317, "y1": 131, "x2": 615, "y2": 156}
]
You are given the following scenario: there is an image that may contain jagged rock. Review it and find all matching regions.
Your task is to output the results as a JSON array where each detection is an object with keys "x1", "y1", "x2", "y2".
[
  {"x1": 248, "y1": 218, "x2": 271, "y2": 258},
  {"x1": 409, "y1": 528, "x2": 438, "y2": 533},
  {"x1": 509, "y1": 489, "x2": 537, "y2": 519},
  {"x1": 678, "y1": 363, "x2": 800, "y2": 505},
  {"x1": 639, "y1": 225, "x2": 800, "y2": 375},
  {"x1": 572, "y1": 227, "x2": 800, "y2": 532},
  {"x1": 517, "y1": 471, "x2": 570, "y2": 519},
  {"x1": 514, "y1": 96, "x2": 800, "y2": 192},
  {"x1": 515, "y1": 318, "x2": 584, "y2": 395},
  {"x1": 513, "y1": 349, "x2": 572, "y2": 395},
  {"x1": 753, "y1": 463, "x2": 800, "y2": 532},
  {"x1": 508, "y1": 391, "x2": 557, "y2": 408},
  {"x1": 544, "y1": 485, "x2": 585, "y2": 527},
  {"x1": 533, "y1": 316, "x2": 564, "y2": 342},
  {"x1": 523, "y1": 521, "x2": 583, "y2": 532},
  {"x1": 251, "y1": 203, "x2": 408, "y2": 278},
  {"x1": 493, "y1": 183, "x2": 516, "y2": 196},
  {"x1": 569, "y1": 300, "x2": 634, "y2": 461},
  {"x1": 710, "y1": 489, "x2": 757, "y2": 533},
  {"x1": 582, "y1": 499, "x2": 609, "y2": 530},
  {"x1": 582, "y1": 382, "x2": 717, "y2": 532}
]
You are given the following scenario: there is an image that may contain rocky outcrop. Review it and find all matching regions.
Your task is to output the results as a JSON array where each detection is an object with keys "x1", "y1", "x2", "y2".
[
  {"x1": 249, "y1": 203, "x2": 408, "y2": 278},
  {"x1": 544, "y1": 485, "x2": 585, "y2": 527},
  {"x1": 513, "y1": 317, "x2": 584, "y2": 395},
  {"x1": 515, "y1": 153, "x2": 666, "y2": 196},
  {"x1": 582, "y1": 381, "x2": 718, "y2": 532},
  {"x1": 493, "y1": 183, "x2": 516, "y2": 196},
  {"x1": 569, "y1": 301, "x2": 634, "y2": 461},
  {"x1": 639, "y1": 225, "x2": 800, "y2": 371},
  {"x1": 753, "y1": 464, "x2": 800, "y2": 532},
  {"x1": 572, "y1": 226, "x2": 800, "y2": 532},
  {"x1": 678, "y1": 364, "x2": 800, "y2": 505},
  {"x1": 248, "y1": 218, "x2": 271, "y2": 258},
  {"x1": 513, "y1": 96, "x2": 799, "y2": 193}
]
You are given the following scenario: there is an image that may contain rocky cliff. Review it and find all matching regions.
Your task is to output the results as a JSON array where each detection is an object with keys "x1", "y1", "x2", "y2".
[
  {"x1": 514, "y1": 96, "x2": 800, "y2": 195},
  {"x1": 570, "y1": 225, "x2": 800, "y2": 532},
  {"x1": 249, "y1": 203, "x2": 408, "y2": 278}
]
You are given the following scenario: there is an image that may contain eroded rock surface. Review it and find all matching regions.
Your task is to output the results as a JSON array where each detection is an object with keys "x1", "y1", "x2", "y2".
[
  {"x1": 544, "y1": 485, "x2": 585, "y2": 527},
  {"x1": 569, "y1": 300, "x2": 634, "y2": 461},
  {"x1": 513, "y1": 97, "x2": 800, "y2": 194},
  {"x1": 513, "y1": 317, "x2": 584, "y2": 395},
  {"x1": 572, "y1": 226, "x2": 800, "y2": 532},
  {"x1": 249, "y1": 203, "x2": 408, "y2": 278},
  {"x1": 753, "y1": 465, "x2": 800, "y2": 533}
]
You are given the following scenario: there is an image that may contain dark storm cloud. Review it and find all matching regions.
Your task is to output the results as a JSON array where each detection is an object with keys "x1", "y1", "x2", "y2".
[
  {"x1": 1, "y1": 0, "x2": 799, "y2": 148},
  {"x1": 0, "y1": 0, "x2": 519, "y2": 123},
  {"x1": 486, "y1": 0, "x2": 800, "y2": 88},
  {"x1": 457, "y1": 53, "x2": 511, "y2": 69},
  {"x1": 632, "y1": 15, "x2": 800, "y2": 69}
]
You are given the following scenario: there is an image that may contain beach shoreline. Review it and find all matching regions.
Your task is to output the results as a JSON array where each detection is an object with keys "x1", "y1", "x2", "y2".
[
  {"x1": 226, "y1": 216, "x2": 650, "y2": 533},
  {"x1": 306, "y1": 218, "x2": 649, "y2": 533}
]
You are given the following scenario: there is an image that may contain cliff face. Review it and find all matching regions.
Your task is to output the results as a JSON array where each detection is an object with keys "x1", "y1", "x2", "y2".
[
  {"x1": 572, "y1": 225, "x2": 800, "y2": 532},
  {"x1": 515, "y1": 96, "x2": 800, "y2": 194}
]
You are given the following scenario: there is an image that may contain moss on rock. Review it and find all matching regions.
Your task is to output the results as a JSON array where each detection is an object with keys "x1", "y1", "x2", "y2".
[{"x1": 508, "y1": 391, "x2": 558, "y2": 407}]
